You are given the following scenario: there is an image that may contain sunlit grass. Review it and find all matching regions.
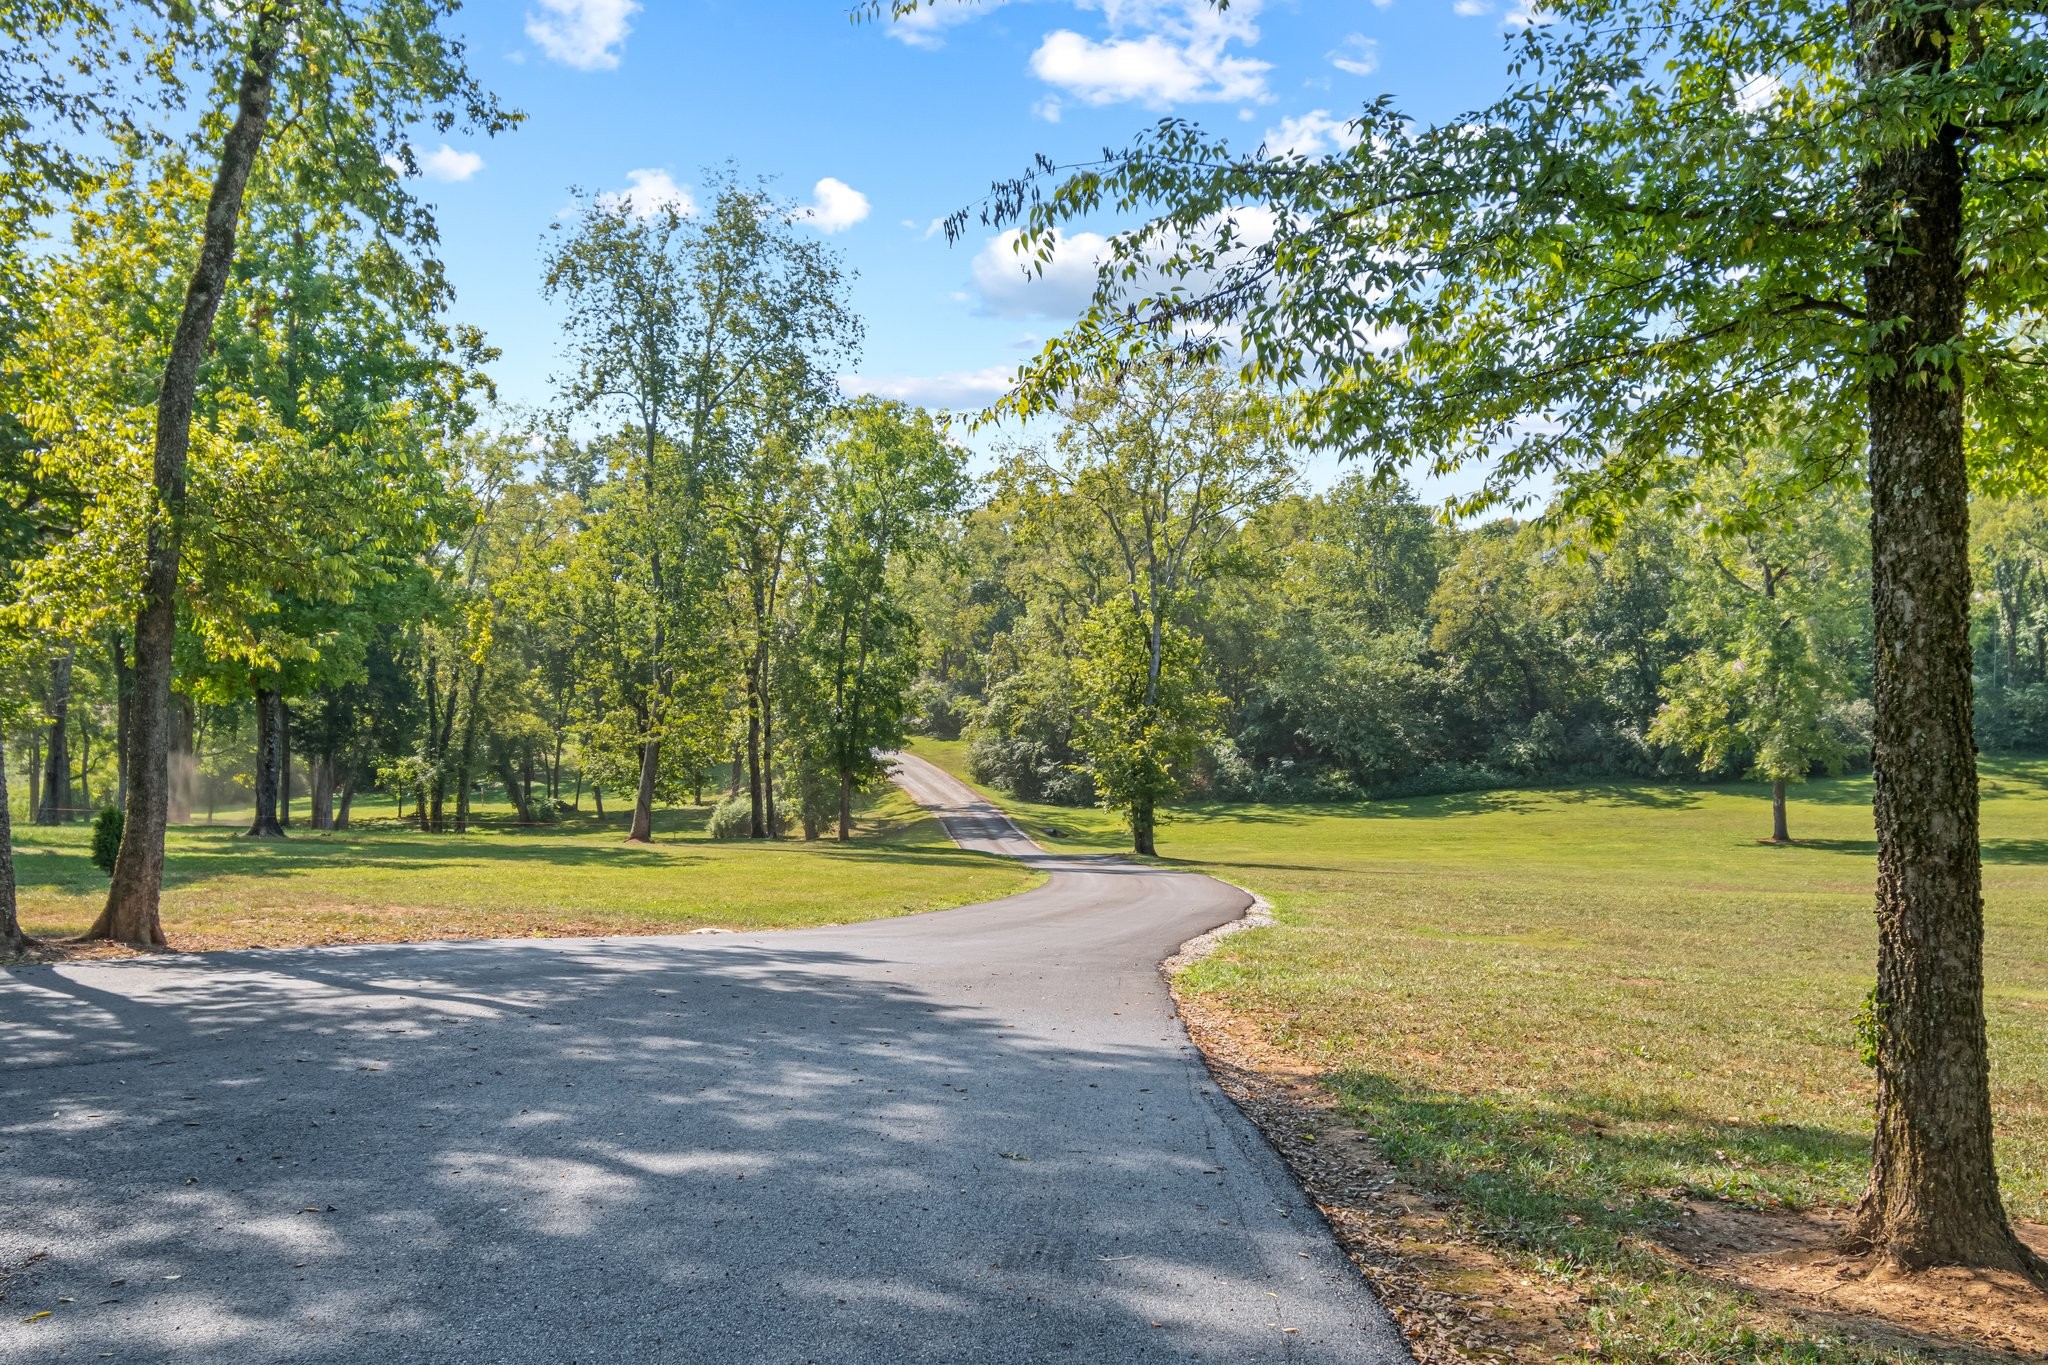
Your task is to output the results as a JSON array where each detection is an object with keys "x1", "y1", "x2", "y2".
[
  {"x1": 909, "y1": 738, "x2": 2048, "y2": 1361},
  {"x1": 9, "y1": 782, "x2": 1037, "y2": 951}
]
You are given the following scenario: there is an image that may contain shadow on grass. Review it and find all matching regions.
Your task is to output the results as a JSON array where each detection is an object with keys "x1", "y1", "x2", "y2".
[
  {"x1": 1323, "y1": 1069, "x2": 1870, "y2": 1265},
  {"x1": 8, "y1": 804, "x2": 986, "y2": 899},
  {"x1": 1789, "y1": 835, "x2": 2048, "y2": 865}
]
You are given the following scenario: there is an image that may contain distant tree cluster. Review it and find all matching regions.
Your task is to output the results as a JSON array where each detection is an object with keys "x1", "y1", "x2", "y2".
[{"x1": 917, "y1": 374, "x2": 1890, "y2": 849}]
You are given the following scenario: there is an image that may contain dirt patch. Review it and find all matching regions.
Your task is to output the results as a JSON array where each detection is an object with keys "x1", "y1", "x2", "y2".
[
  {"x1": 1172, "y1": 984, "x2": 2048, "y2": 1364},
  {"x1": 1173, "y1": 992, "x2": 1584, "y2": 1363},
  {"x1": 1653, "y1": 1200, "x2": 2048, "y2": 1361}
]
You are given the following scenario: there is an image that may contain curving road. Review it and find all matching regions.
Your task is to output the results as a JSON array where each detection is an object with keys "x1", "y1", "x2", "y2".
[{"x1": 0, "y1": 753, "x2": 1405, "y2": 1363}]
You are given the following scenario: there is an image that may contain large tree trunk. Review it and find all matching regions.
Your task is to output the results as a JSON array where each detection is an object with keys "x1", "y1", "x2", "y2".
[
  {"x1": 1771, "y1": 780, "x2": 1789, "y2": 844},
  {"x1": 0, "y1": 739, "x2": 27, "y2": 956},
  {"x1": 1131, "y1": 792, "x2": 1156, "y2": 858},
  {"x1": 335, "y1": 765, "x2": 355, "y2": 831},
  {"x1": 1849, "y1": 1, "x2": 2040, "y2": 1278},
  {"x1": 37, "y1": 649, "x2": 72, "y2": 825},
  {"x1": 248, "y1": 688, "x2": 286, "y2": 838},
  {"x1": 26, "y1": 732, "x2": 39, "y2": 826},
  {"x1": 92, "y1": 15, "x2": 285, "y2": 945},
  {"x1": 628, "y1": 738, "x2": 658, "y2": 842}
]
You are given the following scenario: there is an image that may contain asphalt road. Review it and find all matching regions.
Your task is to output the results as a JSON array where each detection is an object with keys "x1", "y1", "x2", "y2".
[{"x1": 0, "y1": 753, "x2": 1407, "y2": 1363}]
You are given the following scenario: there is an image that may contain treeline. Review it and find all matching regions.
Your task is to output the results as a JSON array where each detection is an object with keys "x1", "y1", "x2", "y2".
[
  {"x1": 4, "y1": 183, "x2": 963, "y2": 849},
  {"x1": 0, "y1": 6, "x2": 965, "y2": 953},
  {"x1": 907, "y1": 366, "x2": 2048, "y2": 843}
]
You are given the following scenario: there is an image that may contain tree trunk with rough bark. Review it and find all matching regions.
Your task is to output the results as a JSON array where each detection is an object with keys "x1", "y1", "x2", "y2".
[
  {"x1": 249, "y1": 689, "x2": 286, "y2": 839},
  {"x1": 335, "y1": 766, "x2": 355, "y2": 831},
  {"x1": 628, "y1": 738, "x2": 658, "y2": 842},
  {"x1": 1772, "y1": 780, "x2": 1789, "y2": 844},
  {"x1": 0, "y1": 739, "x2": 26, "y2": 955},
  {"x1": 1849, "y1": 0, "x2": 2042, "y2": 1279},
  {"x1": 37, "y1": 649, "x2": 71, "y2": 825},
  {"x1": 1131, "y1": 792, "x2": 1156, "y2": 858},
  {"x1": 92, "y1": 14, "x2": 285, "y2": 945}
]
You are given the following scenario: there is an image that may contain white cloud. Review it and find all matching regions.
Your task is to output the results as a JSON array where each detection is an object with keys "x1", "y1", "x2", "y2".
[
  {"x1": 800, "y1": 177, "x2": 870, "y2": 233},
  {"x1": 527, "y1": 0, "x2": 639, "y2": 71},
  {"x1": 1029, "y1": 0, "x2": 1272, "y2": 108},
  {"x1": 419, "y1": 144, "x2": 485, "y2": 182},
  {"x1": 1453, "y1": 0, "x2": 1491, "y2": 14},
  {"x1": 840, "y1": 365, "x2": 1014, "y2": 409},
  {"x1": 596, "y1": 168, "x2": 694, "y2": 219},
  {"x1": 1503, "y1": 6, "x2": 1554, "y2": 27},
  {"x1": 1264, "y1": 109, "x2": 1362, "y2": 160},
  {"x1": 1328, "y1": 34, "x2": 1379, "y2": 76},
  {"x1": 969, "y1": 227, "x2": 1111, "y2": 319},
  {"x1": 886, "y1": 0, "x2": 1014, "y2": 48}
]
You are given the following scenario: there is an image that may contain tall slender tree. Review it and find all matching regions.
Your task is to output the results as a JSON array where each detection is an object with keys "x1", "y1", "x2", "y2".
[{"x1": 89, "y1": 2, "x2": 511, "y2": 943}]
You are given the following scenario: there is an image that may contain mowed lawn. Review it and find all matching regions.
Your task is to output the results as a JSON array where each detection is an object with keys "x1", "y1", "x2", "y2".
[
  {"x1": 10, "y1": 783, "x2": 1036, "y2": 953},
  {"x1": 909, "y1": 739, "x2": 2048, "y2": 1356}
]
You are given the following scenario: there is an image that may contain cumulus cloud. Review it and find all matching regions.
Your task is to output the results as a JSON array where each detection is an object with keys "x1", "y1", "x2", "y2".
[
  {"x1": 1453, "y1": 0, "x2": 1492, "y2": 15},
  {"x1": 527, "y1": 0, "x2": 639, "y2": 71},
  {"x1": 1029, "y1": 0, "x2": 1272, "y2": 108},
  {"x1": 800, "y1": 177, "x2": 871, "y2": 233},
  {"x1": 597, "y1": 168, "x2": 694, "y2": 219},
  {"x1": 840, "y1": 366, "x2": 1015, "y2": 409},
  {"x1": 1264, "y1": 110, "x2": 1363, "y2": 160},
  {"x1": 969, "y1": 227, "x2": 1111, "y2": 319},
  {"x1": 419, "y1": 144, "x2": 485, "y2": 182},
  {"x1": 1327, "y1": 34, "x2": 1379, "y2": 77},
  {"x1": 383, "y1": 144, "x2": 486, "y2": 183}
]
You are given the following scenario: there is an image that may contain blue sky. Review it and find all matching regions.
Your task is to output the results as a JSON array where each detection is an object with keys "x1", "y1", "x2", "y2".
[{"x1": 406, "y1": 1, "x2": 1537, "y2": 429}]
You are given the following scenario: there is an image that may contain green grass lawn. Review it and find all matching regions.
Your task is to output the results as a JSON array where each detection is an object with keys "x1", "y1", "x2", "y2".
[
  {"x1": 8, "y1": 782, "x2": 1037, "y2": 953},
  {"x1": 909, "y1": 738, "x2": 2048, "y2": 1361}
]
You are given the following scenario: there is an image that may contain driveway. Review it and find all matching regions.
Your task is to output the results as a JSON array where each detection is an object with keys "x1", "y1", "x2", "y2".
[{"x1": 0, "y1": 753, "x2": 1406, "y2": 1363}]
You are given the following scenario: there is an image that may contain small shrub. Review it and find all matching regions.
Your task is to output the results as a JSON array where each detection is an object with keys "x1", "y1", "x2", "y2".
[
  {"x1": 708, "y1": 793, "x2": 790, "y2": 839},
  {"x1": 91, "y1": 806, "x2": 124, "y2": 875},
  {"x1": 709, "y1": 795, "x2": 754, "y2": 840}
]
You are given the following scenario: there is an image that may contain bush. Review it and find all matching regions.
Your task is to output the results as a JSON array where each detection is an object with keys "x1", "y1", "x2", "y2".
[
  {"x1": 708, "y1": 792, "x2": 790, "y2": 840},
  {"x1": 91, "y1": 806, "x2": 124, "y2": 875}
]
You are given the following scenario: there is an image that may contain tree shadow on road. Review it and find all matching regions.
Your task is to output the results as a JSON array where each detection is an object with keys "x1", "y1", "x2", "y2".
[{"x1": 0, "y1": 938, "x2": 1389, "y2": 1363}]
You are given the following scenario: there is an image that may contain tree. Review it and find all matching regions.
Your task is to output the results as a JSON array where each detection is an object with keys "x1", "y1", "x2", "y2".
[
  {"x1": 1073, "y1": 596, "x2": 1219, "y2": 855},
  {"x1": 999, "y1": 361, "x2": 1288, "y2": 852},
  {"x1": 916, "y1": 0, "x2": 2048, "y2": 1277},
  {"x1": 1651, "y1": 453, "x2": 1870, "y2": 842},
  {"x1": 546, "y1": 179, "x2": 857, "y2": 841},
  {"x1": 92, "y1": 1, "x2": 512, "y2": 944},
  {"x1": 800, "y1": 399, "x2": 968, "y2": 840}
]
